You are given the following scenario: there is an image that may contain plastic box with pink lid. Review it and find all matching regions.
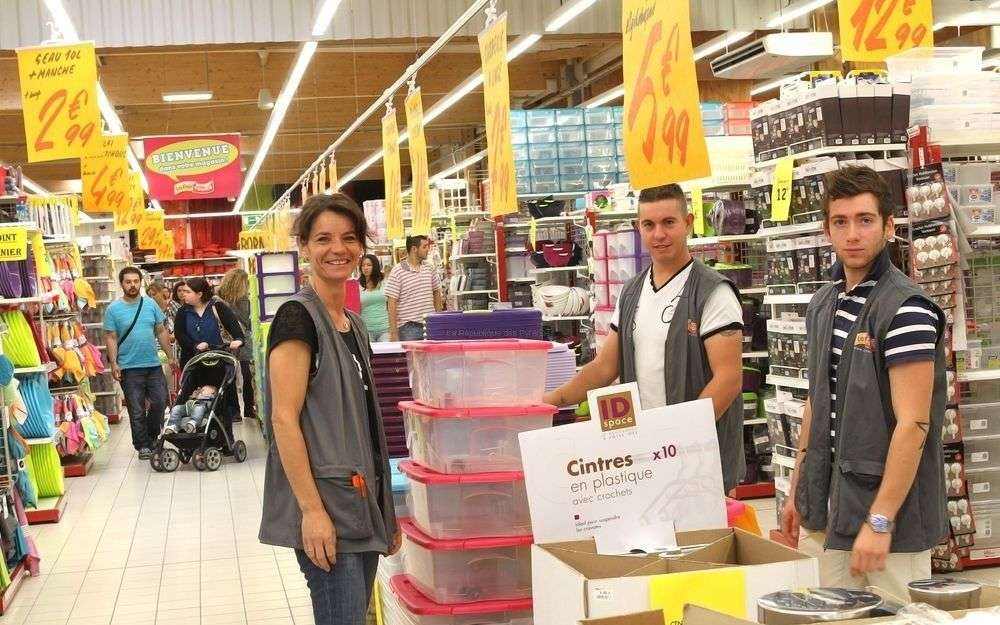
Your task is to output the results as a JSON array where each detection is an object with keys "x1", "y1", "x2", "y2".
[
  {"x1": 400, "y1": 460, "x2": 531, "y2": 540},
  {"x1": 404, "y1": 339, "x2": 551, "y2": 408},
  {"x1": 399, "y1": 518, "x2": 533, "y2": 604},
  {"x1": 389, "y1": 575, "x2": 533, "y2": 625},
  {"x1": 400, "y1": 401, "x2": 556, "y2": 474}
]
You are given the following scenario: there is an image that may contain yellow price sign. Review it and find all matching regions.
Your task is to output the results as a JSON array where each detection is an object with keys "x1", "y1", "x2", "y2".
[
  {"x1": 137, "y1": 209, "x2": 165, "y2": 250},
  {"x1": 838, "y1": 0, "x2": 933, "y2": 62},
  {"x1": 115, "y1": 172, "x2": 145, "y2": 232},
  {"x1": 649, "y1": 568, "x2": 747, "y2": 623},
  {"x1": 82, "y1": 133, "x2": 130, "y2": 214},
  {"x1": 406, "y1": 87, "x2": 432, "y2": 235},
  {"x1": 478, "y1": 14, "x2": 518, "y2": 218},
  {"x1": 16, "y1": 41, "x2": 101, "y2": 163},
  {"x1": 622, "y1": 0, "x2": 710, "y2": 188},
  {"x1": 382, "y1": 109, "x2": 404, "y2": 241},
  {"x1": 691, "y1": 186, "x2": 705, "y2": 236},
  {"x1": 0, "y1": 227, "x2": 28, "y2": 261},
  {"x1": 770, "y1": 157, "x2": 795, "y2": 222},
  {"x1": 529, "y1": 218, "x2": 538, "y2": 248},
  {"x1": 155, "y1": 231, "x2": 175, "y2": 261}
]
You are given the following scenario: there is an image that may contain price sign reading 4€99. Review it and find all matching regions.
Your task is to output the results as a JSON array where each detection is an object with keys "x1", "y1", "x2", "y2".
[
  {"x1": 622, "y1": 0, "x2": 710, "y2": 190},
  {"x1": 838, "y1": 0, "x2": 933, "y2": 63}
]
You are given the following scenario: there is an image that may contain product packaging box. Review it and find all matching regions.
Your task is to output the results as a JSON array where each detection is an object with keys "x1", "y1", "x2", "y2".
[
  {"x1": 839, "y1": 82, "x2": 860, "y2": 145},
  {"x1": 891, "y1": 83, "x2": 911, "y2": 144},
  {"x1": 533, "y1": 528, "x2": 820, "y2": 625},
  {"x1": 874, "y1": 84, "x2": 893, "y2": 144},
  {"x1": 857, "y1": 83, "x2": 877, "y2": 145},
  {"x1": 817, "y1": 82, "x2": 844, "y2": 147}
]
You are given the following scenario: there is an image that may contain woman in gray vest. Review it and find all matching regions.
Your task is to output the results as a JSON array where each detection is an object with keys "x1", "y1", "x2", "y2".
[{"x1": 259, "y1": 193, "x2": 398, "y2": 625}]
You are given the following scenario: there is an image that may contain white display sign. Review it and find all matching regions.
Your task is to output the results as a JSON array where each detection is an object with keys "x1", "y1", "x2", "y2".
[{"x1": 519, "y1": 383, "x2": 727, "y2": 547}]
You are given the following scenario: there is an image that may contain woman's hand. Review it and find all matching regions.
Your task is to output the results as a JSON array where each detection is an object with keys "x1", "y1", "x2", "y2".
[
  {"x1": 196, "y1": 342, "x2": 209, "y2": 351},
  {"x1": 229, "y1": 340, "x2": 243, "y2": 350},
  {"x1": 388, "y1": 529, "x2": 402, "y2": 555},
  {"x1": 301, "y1": 508, "x2": 337, "y2": 571}
]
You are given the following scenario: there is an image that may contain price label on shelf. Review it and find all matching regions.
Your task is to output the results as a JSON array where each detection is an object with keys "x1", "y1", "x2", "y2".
[
  {"x1": 691, "y1": 186, "x2": 704, "y2": 236},
  {"x1": 82, "y1": 133, "x2": 130, "y2": 214},
  {"x1": 838, "y1": 0, "x2": 933, "y2": 62},
  {"x1": 405, "y1": 87, "x2": 432, "y2": 235},
  {"x1": 382, "y1": 109, "x2": 404, "y2": 241},
  {"x1": 478, "y1": 13, "x2": 518, "y2": 218},
  {"x1": 771, "y1": 157, "x2": 795, "y2": 222},
  {"x1": 621, "y1": 0, "x2": 710, "y2": 189},
  {"x1": 0, "y1": 227, "x2": 28, "y2": 261},
  {"x1": 16, "y1": 41, "x2": 101, "y2": 163}
]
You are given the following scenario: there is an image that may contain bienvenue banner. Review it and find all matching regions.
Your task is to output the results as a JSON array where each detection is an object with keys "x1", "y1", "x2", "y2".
[{"x1": 142, "y1": 133, "x2": 241, "y2": 201}]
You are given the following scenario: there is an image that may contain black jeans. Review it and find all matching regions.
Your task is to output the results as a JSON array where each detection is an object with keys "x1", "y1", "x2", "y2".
[
  {"x1": 240, "y1": 360, "x2": 256, "y2": 420},
  {"x1": 121, "y1": 366, "x2": 168, "y2": 451}
]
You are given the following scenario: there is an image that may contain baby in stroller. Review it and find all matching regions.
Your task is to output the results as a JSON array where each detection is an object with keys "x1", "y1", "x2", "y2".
[{"x1": 164, "y1": 385, "x2": 217, "y2": 434}]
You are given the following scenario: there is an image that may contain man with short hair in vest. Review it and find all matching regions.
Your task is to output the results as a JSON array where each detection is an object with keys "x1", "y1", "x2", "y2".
[
  {"x1": 781, "y1": 166, "x2": 948, "y2": 599},
  {"x1": 543, "y1": 183, "x2": 746, "y2": 493}
]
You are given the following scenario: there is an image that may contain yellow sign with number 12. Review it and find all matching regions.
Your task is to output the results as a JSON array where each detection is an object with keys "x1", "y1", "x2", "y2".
[
  {"x1": 770, "y1": 157, "x2": 795, "y2": 222},
  {"x1": 838, "y1": 0, "x2": 933, "y2": 62}
]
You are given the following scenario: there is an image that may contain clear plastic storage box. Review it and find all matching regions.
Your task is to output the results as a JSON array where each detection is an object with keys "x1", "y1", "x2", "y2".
[
  {"x1": 587, "y1": 141, "x2": 617, "y2": 158},
  {"x1": 962, "y1": 403, "x2": 1000, "y2": 438},
  {"x1": 528, "y1": 144, "x2": 558, "y2": 161},
  {"x1": 400, "y1": 460, "x2": 532, "y2": 539},
  {"x1": 556, "y1": 126, "x2": 586, "y2": 143},
  {"x1": 389, "y1": 575, "x2": 533, "y2": 625},
  {"x1": 557, "y1": 141, "x2": 588, "y2": 160},
  {"x1": 400, "y1": 402, "x2": 555, "y2": 474},
  {"x1": 405, "y1": 339, "x2": 551, "y2": 408},
  {"x1": 555, "y1": 108, "x2": 584, "y2": 126},
  {"x1": 400, "y1": 519, "x2": 533, "y2": 604}
]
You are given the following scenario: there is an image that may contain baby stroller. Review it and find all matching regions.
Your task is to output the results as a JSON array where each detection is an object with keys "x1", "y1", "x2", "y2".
[{"x1": 150, "y1": 348, "x2": 248, "y2": 472}]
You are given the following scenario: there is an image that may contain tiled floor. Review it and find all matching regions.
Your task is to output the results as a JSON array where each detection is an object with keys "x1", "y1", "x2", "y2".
[{"x1": 6, "y1": 419, "x2": 313, "y2": 625}]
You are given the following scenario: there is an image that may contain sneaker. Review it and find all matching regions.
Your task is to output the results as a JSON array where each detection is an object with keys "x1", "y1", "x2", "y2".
[
  {"x1": 138, "y1": 448, "x2": 153, "y2": 460},
  {"x1": 163, "y1": 425, "x2": 178, "y2": 435}
]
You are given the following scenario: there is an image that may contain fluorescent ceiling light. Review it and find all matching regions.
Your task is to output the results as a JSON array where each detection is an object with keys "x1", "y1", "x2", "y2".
[
  {"x1": 161, "y1": 91, "x2": 213, "y2": 102},
  {"x1": 750, "y1": 73, "x2": 802, "y2": 96},
  {"x1": 335, "y1": 149, "x2": 385, "y2": 190},
  {"x1": 312, "y1": 0, "x2": 344, "y2": 36},
  {"x1": 583, "y1": 85, "x2": 624, "y2": 108},
  {"x1": 430, "y1": 150, "x2": 488, "y2": 184},
  {"x1": 766, "y1": 0, "x2": 835, "y2": 28},
  {"x1": 508, "y1": 32, "x2": 541, "y2": 60},
  {"x1": 545, "y1": 0, "x2": 599, "y2": 32},
  {"x1": 234, "y1": 41, "x2": 319, "y2": 211},
  {"x1": 693, "y1": 30, "x2": 753, "y2": 61}
]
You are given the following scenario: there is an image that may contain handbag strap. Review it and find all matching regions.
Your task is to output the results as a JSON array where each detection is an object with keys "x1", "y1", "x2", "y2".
[{"x1": 117, "y1": 297, "x2": 145, "y2": 348}]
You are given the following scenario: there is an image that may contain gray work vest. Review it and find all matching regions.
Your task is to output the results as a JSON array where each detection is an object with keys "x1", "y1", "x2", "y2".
[
  {"x1": 617, "y1": 259, "x2": 746, "y2": 493},
  {"x1": 796, "y1": 264, "x2": 949, "y2": 552},
  {"x1": 258, "y1": 286, "x2": 396, "y2": 553}
]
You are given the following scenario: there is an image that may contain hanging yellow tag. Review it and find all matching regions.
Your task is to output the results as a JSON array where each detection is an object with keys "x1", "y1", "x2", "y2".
[
  {"x1": 328, "y1": 157, "x2": 338, "y2": 191},
  {"x1": 449, "y1": 215, "x2": 458, "y2": 242},
  {"x1": 69, "y1": 196, "x2": 80, "y2": 227},
  {"x1": 30, "y1": 231, "x2": 50, "y2": 278},
  {"x1": 771, "y1": 157, "x2": 795, "y2": 222},
  {"x1": 529, "y1": 218, "x2": 538, "y2": 248},
  {"x1": 319, "y1": 165, "x2": 327, "y2": 195},
  {"x1": 691, "y1": 186, "x2": 704, "y2": 236}
]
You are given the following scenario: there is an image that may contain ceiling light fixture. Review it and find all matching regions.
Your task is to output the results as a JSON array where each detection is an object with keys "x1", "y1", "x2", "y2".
[
  {"x1": 430, "y1": 150, "x2": 488, "y2": 184},
  {"x1": 545, "y1": 0, "x2": 599, "y2": 32},
  {"x1": 234, "y1": 40, "x2": 319, "y2": 212},
  {"x1": 583, "y1": 85, "x2": 624, "y2": 108},
  {"x1": 312, "y1": 0, "x2": 344, "y2": 36},
  {"x1": 257, "y1": 88, "x2": 275, "y2": 110},
  {"x1": 692, "y1": 30, "x2": 754, "y2": 61},
  {"x1": 161, "y1": 91, "x2": 213, "y2": 102},
  {"x1": 765, "y1": 0, "x2": 835, "y2": 28}
]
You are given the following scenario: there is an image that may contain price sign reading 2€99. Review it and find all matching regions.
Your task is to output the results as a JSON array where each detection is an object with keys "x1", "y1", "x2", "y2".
[{"x1": 622, "y1": 0, "x2": 711, "y2": 190}]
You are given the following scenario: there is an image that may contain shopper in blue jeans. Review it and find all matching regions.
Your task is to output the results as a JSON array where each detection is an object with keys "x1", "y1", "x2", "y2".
[{"x1": 104, "y1": 267, "x2": 176, "y2": 459}]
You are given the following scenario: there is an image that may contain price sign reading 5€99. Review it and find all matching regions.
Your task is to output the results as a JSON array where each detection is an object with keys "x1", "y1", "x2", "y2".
[{"x1": 622, "y1": 0, "x2": 711, "y2": 190}]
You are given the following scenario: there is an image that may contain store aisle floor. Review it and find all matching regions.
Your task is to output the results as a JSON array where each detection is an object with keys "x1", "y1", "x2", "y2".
[{"x1": 6, "y1": 419, "x2": 312, "y2": 625}]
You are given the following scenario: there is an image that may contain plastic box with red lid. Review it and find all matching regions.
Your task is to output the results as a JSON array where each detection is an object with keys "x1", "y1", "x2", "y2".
[
  {"x1": 403, "y1": 339, "x2": 551, "y2": 408},
  {"x1": 400, "y1": 401, "x2": 555, "y2": 474},
  {"x1": 399, "y1": 460, "x2": 531, "y2": 540},
  {"x1": 388, "y1": 575, "x2": 533, "y2": 625},
  {"x1": 399, "y1": 518, "x2": 533, "y2": 604}
]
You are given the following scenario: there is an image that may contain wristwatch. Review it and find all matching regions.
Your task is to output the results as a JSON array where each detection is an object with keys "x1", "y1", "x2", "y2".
[{"x1": 867, "y1": 513, "x2": 895, "y2": 534}]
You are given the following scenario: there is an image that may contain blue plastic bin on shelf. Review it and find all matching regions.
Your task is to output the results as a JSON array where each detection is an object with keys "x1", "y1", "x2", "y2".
[
  {"x1": 528, "y1": 127, "x2": 557, "y2": 144},
  {"x1": 587, "y1": 140, "x2": 617, "y2": 158},
  {"x1": 515, "y1": 160, "x2": 530, "y2": 178},
  {"x1": 616, "y1": 140, "x2": 625, "y2": 157},
  {"x1": 613, "y1": 106, "x2": 624, "y2": 124},
  {"x1": 557, "y1": 141, "x2": 587, "y2": 159},
  {"x1": 614, "y1": 123, "x2": 624, "y2": 140},
  {"x1": 531, "y1": 175, "x2": 559, "y2": 194},
  {"x1": 526, "y1": 109, "x2": 556, "y2": 127},
  {"x1": 510, "y1": 109, "x2": 527, "y2": 128},
  {"x1": 511, "y1": 127, "x2": 528, "y2": 145},
  {"x1": 588, "y1": 157, "x2": 618, "y2": 174},
  {"x1": 528, "y1": 143, "x2": 558, "y2": 160},
  {"x1": 700, "y1": 102, "x2": 725, "y2": 121},
  {"x1": 517, "y1": 178, "x2": 531, "y2": 195},
  {"x1": 556, "y1": 125, "x2": 586, "y2": 143},
  {"x1": 585, "y1": 107, "x2": 615, "y2": 126},
  {"x1": 616, "y1": 156, "x2": 627, "y2": 173},
  {"x1": 560, "y1": 174, "x2": 588, "y2": 192},
  {"x1": 530, "y1": 159, "x2": 559, "y2": 178},
  {"x1": 513, "y1": 144, "x2": 529, "y2": 161},
  {"x1": 586, "y1": 124, "x2": 616, "y2": 142},
  {"x1": 556, "y1": 108, "x2": 585, "y2": 126},
  {"x1": 703, "y1": 120, "x2": 726, "y2": 136},
  {"x1": 589, "y1": 172, "x2": 618, "y2": 189},
  {"x1": 558, "y1": 158, "x2": 587, "y2": 176}
]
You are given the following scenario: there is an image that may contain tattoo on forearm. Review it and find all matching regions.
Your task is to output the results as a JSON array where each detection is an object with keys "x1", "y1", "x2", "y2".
[{"x1": 916, "y1": 421, "x2": 930, "y2": 449}]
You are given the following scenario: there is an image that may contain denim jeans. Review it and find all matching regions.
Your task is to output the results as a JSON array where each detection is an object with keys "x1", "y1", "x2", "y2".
[
  {"x1": 398, "y1": 321, "x2": 424, "y2": 341},
  {"x1": 121, "y1": 366, "x2": 168, "y2": 451},
  {"x1": 295, "y1": 550, "x2": 379, "y2": 625}
]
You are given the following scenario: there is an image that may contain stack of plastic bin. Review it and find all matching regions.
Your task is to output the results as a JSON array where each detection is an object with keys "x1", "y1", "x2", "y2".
[{"x1": 388, "y1": 339, "x2": 554, "y2": 625}]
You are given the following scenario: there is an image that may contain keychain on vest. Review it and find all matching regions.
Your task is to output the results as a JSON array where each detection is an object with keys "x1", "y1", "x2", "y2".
[{"x1": 351, "y1": 353, "x2": 369, "y2": 392}]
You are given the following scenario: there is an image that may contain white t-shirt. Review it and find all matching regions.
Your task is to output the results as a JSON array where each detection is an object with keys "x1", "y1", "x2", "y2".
[{"x1": 611, "y1": 262, "x2": 744, "y2": 411}]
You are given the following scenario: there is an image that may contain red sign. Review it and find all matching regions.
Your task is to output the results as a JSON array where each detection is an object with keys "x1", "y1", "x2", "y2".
[{"x1": 142, "y1": 133, "x2": 241, "y2": 201}]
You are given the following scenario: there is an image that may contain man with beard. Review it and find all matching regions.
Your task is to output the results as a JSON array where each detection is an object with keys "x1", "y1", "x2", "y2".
[{"x1": 103, "y1": 267, "x2": 176, "y2": 459}]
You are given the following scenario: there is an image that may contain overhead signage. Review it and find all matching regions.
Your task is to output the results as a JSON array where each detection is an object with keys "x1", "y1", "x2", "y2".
[
  {"x1": 81, "y1": 133, "x2": 130, "y2": 214},
  {"x1": 382, "y1": 110, "x2": 404, "y2": 241},
  {"x1": 405, "y1": 88, "x2": 432, "y2": 235},
  {"x1": 478, "y1": 13, "x2": 518, "y2": 218},
  {"x1": 142, "y1": 133, "x2": 242, "y2": 201},
  {"x1": 838, "y1": 0, "x2": 933, "y2": 62},
  {"x1": 137, "y1": 209, "x2": 165, "y2": 250}
]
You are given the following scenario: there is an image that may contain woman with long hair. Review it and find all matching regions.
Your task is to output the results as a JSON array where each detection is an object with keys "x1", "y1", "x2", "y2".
[
  {"x1": 218, "y1": 268, "x2": 257, "y2": 422},
  {"x1": 258, "y1": 193, "x2": 397, "y2": 625},
  {"x1": 173, "y1": 277, "x2": 246, "y2": 368},
  {"x1": 359, "y1": 254, "x2": 390, "y2": 342}
]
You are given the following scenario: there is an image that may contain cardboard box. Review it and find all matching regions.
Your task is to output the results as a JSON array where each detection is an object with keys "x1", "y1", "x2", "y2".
[
  {"x1": 816, "y1": 83, "x2": 844, "y2": 147},
  {"x1": 857, "y1": 83, "x2": 876, "y2": 145},
  {"x1": 891, "y1": 83, "x2": 911, "y2": 144},
  {"x1": 873, "y1": 84, "x2": 893, "y2": 144},
  {"x1": 839, "y1": 83, "x2": 860, "y2": 145},
  {"x1": 533, "y1": 528, "x2": 819, "y2": 625}
]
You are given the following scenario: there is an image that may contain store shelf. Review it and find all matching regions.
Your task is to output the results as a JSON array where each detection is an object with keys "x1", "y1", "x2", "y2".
[
  {"x1": 757, "y1": 221, "x2": 825, "y2": 238},
  {"x1": 744, "y1": 417, "x2": 767, "y2": 425},
  {"x1": 452, "y1": 289, "x2": 498, "y2": 296},
  {"x1": 506, "y1": 277, "x2": 536, "y2": 283},
  {"x1": 595, "y1": 210, "x2": 638, "y2": 222},
  {"x1": 518, "y1": 192, "x2": 587, "y2": 200},
  {"x1": 139, "y1": 256, "x2": 236, "y2": 265},
  {"x1": 742, "y1": 287, "x2": 767, "y2": 295},
  {"x1": 766, "y1": 374, "x2": 809, "y2": 390},
  {"x1": 530, "y1": 266, "x2": 588, "y2": 275},
  {"x1": 688, "y1": 233, "x2": 764, "y2": 247},
  {"x1": 728, "y1": 482, "x2": 775, "y2": 500},
  {"x1": 754, "y1": 143, "x2": 907, "y2": 169},
  {"x1": 771, "y1": 454, "x2": 797, "y2": 470},
  {"x1": 505, "y1": 214, "x2": 587, "y2": 229},
  {"x1": 450, "y1": 253, "x2": 495, "y2": 261},
  {"x1": 91, "y1": 391, "x2": 118, "y2": 396},
  {"x1": 62, "y1": 452, "x2": 94, "y2": 478},
  {"x1": 25, "y1": 495, "x2": 65, "y2": 525},
  {"x1": 14, "y1": 363, "x2": 55, "y2": 375},
  {"x1": 543, "y1": 315, "x2": 590, "y2": 322},
  {"x1": 938, "y1": 141, "x2": 1000, "y2": 158},
  {"x1": 742, "y1": 351, "x2": 768, "y2": 359},
  {"x1": 763, "y1": 293, "x2": 814, "y2": 305},
  {"x1": 0, "y1": 291, "x2": 56, "y2": 306},
  {"x1": 25, "y1": 436, "x2": 53, "y2": 445},
  {"x1": 958, "y1": 369, "x2": 1000, "y2": 383},
  {"x1": 506, "y1": 247, "x2": 529, "y2": 254},
  {"x1": 0, "y1": 559, "x2": 29, "y2": 616},
  {"x1": 83, "y1": 276, "x2": 114, "y2": 282}
]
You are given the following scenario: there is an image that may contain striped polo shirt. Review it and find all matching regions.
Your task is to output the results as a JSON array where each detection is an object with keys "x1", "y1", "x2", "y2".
[
  {"x1": 829, "y1": 249, "x2": 939, "y2": 454},
  {"x1": 384, "y1": 260, "x2": 440, "y2": 327}
]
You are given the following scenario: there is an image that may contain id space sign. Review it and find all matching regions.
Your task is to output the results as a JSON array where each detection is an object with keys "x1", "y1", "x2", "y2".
[{"x1": 143, "y1": 133, "x2": 241, "y2": 201}]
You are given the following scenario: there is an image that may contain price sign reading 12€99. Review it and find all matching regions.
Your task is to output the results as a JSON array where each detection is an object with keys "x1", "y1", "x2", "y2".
[
  {"x1": 622, "y1": 0, "x2": 710, "y2": 189},
  {"x1": 478, "y1": 13, "x2": 518, "y2": 218},
  {"x1": 838, "y1": 0, "x2": 933, "y2": 62},
  {"x1": 16, "y1": 41, "x2": 101, "y2": 163}
]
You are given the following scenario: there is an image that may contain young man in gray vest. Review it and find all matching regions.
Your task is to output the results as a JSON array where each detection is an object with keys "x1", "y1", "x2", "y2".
[
  {"x1": 780, "y1": 166, "x2": 948, "y2": 598},
  {"x1": 543, "y1": 183, "x2": 746, "y2": 492}
]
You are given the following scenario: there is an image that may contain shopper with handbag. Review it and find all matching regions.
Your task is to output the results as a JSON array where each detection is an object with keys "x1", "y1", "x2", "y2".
[
  {"x1": 103, "y1": 267, "x2": 176, "y2": 459},
  {"x1": 173, "y1": 277, "x2": 246, "y2": 369},
  {"x1": 259, "y1": 193, "x2": 398, "y2": 625},
  {"x1": 218, "y1": 268, "x2": 257, "y2": 422}
]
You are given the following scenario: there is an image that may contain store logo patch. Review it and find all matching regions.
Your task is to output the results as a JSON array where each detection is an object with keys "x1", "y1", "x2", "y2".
[
  {"x1": 854, "y1": 332, "x2": 875, "y2": 352},
  {"x1": 687, "y1": 319, "x2": 698, "y2": 336},
  {"x1": 595, "y1": 390, "x2": 637, "y2": 432}
]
